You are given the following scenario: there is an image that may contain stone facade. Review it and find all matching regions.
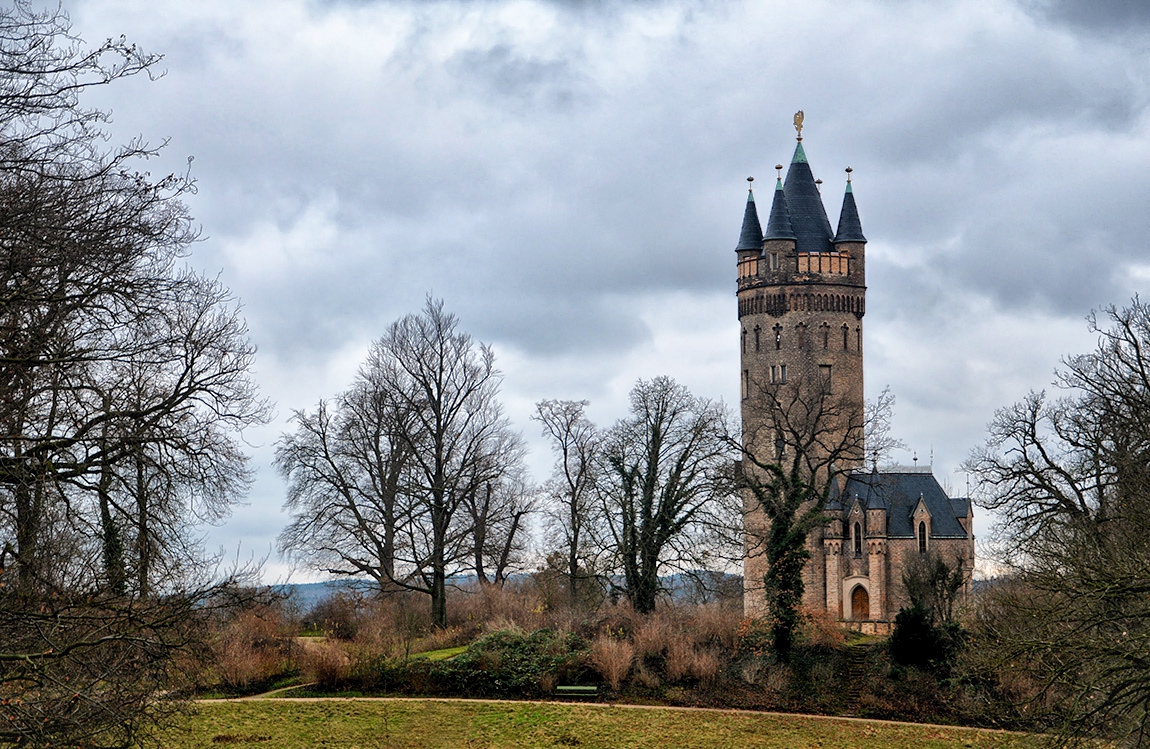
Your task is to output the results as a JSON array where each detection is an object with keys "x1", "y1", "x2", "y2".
[{"x1": 737, "y1": 124, "x2": 974, "y2": 627}]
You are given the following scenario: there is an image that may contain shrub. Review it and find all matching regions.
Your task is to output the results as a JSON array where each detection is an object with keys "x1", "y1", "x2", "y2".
[
  {"x1": 213, "y1": 606, "x2": 295, "y2": 690},
  {"x1": 590, "y1": 634, "x2": 634, "y2": 691},
  {"x1": 889, "y1": 605, "x2": 963, "y2": 673},
  {"x1": 800, "y1": 605, "x2": 845, "y2": 649},
  {"x1": 305, "y1": 590, "x2": 366, "y2": 641}
]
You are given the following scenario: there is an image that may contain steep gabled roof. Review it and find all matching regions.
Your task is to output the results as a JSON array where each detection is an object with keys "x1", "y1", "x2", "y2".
[
  {"x1": 783, "y1": 142, "x2": 835, "y2": 254},
  {"x1": 735, "y1": 188, "x2": 763, "y2": 252},
  {"x1": 841, "y1": 471, "x2": 969, "y2": 539}
]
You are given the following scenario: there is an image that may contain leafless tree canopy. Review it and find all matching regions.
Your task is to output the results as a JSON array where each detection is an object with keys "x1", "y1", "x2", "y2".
[
  {"x1": 278, "y1": 298, "x2": 531, "y2": 628},
  {"x1": 0, "y1": 4, "x2": 268, "y2": 746},
  {"x1": 596, "y1": 376, "x2": 738, "y2": 614},
  {"x1": 534, "y1": 399, "x2": 601, "y2": 609},
  {"x1": 967, "y1": 298, "x2": 1150, "y2": 748}
]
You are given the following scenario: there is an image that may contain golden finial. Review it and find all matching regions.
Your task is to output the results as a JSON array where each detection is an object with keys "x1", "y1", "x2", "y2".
[{"x1": 793, "y1": 110, "x2": 804, "y2": 141}]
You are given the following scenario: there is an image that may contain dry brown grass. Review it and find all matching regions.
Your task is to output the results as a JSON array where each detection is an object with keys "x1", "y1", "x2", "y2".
[
  {"x1": 589, "y1": 634, "x2": 634, "y2": 691},
  {"x1": 299, "y1": 639, "x2": 352, "y2": 687}
]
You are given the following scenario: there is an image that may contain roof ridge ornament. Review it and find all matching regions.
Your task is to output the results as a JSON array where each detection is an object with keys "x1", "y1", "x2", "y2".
[{"x1": 793, "y1": 110, "x2": 804, "y2": 142}]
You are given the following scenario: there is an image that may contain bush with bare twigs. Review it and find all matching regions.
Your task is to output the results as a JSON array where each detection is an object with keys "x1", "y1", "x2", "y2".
[{"x1": 213, "y1": 606, "x2": 296, "y2": 690}]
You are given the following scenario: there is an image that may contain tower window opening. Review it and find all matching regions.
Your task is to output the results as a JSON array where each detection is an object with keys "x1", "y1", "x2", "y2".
[
  {"x1": 856, "y1": 327, "x2": 862, "y2": 353},
  {"x1": 770, "y1": 365, "x2": 778, "y2": 383},
  {"x1": 819, "y1": 364, "x2": 832, "y2": 392},
  {"x1": 842, "y1": 324, "x2": 849, "y2": 351},
  {"x1": 854, "y1": 522, "x2": 862, "y2": 556},
  {"x1": 821, "y1": 323, "x2": 830, "y2": 349},
  {"x1": 918, "y1": 521, "x2": 927, "y2": 553},
  {"x1": 780, "y1": 364, "x2": 787, "y2": 383},
  {"x1": 754, "y1": 325, "x2": 760, "y2": 352},
  {"x1": 742, "y1": 369, "x2": 749, "y2": 399},
  {"x1": 741, "y1": 329, "x2": 747, "y2": 354},
  {"x1": 769, "y1": 252, "x2": 779, "y2": 271},
  {"x1": 773, "y1": 324, "x2": 782, "y2": 350}
]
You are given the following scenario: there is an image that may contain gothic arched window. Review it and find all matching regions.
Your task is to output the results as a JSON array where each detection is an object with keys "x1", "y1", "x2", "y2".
[
  {"x1": 773, "y1": 324, "x2": 782, "y2": 350},
  {"x1": 754, "y1": 325, "x2": 761, "y2": 352},
  {"x1": 918, "y1": 521, "x2": 927, "y2": 553},
  {"x1": 854, "y1": 522, "x2": 862, "y2": 555}
]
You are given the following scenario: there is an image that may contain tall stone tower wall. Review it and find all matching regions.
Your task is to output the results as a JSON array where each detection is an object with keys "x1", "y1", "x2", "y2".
[{"x1": 737, "y1": 133, "x2": 867, "y2": 617}]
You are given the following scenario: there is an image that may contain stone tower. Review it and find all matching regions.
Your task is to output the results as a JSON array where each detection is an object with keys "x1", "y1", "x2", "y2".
[{"x1": 738, "y1": 117, "x2": 868, "y2": 616}]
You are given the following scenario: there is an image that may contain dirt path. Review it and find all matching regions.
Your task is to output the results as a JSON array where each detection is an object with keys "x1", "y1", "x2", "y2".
[{"x1": 197, "y1": 694, "x2": 1027, "y2": 736}]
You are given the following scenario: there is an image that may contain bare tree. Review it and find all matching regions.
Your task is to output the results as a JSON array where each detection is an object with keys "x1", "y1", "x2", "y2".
[
  {"x1": 0, "y1": 4, "x2": 268, "y2": 745},
  {"x1": 967, "y1": 298, "x2": 1150, "y2": 748},
  {"x1": 738, "y1": 371, "x2": 867, "y2": 661},
  {"x1": 279, "y1": 299, "x2": 528, "y2": 627},
  {"x1": 534, "y1": 399, "x2": 600, "y2": 610},
  {"x1": 597, "y1": 377, "x2": 737, "y2": 615}
]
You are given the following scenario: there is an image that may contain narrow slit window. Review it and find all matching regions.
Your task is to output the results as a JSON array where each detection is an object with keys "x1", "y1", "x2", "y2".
[
  {"x1": 754, "y1": 326, "x2": 760, "y2": 352},
  {"x1": 918, "y1": 521, "x2": 927, "y2": 553},
  {"x1": 854, "y1": 522, "x2": 862, "y2": 555},
  {"x1": 774, "y1": 324, "x2": 782, "y2": 350}
]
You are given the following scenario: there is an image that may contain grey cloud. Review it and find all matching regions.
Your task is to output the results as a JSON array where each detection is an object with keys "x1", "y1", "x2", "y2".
[{"x1": 1031, "y1": 0, "x2": 1150, "y2": 31}]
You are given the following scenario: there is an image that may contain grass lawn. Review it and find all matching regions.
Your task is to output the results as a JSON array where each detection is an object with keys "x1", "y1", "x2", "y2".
[{"x1": 161, "y1": 699, "x2": 1042, "y2": 748}]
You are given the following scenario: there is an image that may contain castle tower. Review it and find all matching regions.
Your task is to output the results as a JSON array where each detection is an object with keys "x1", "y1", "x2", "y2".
[{"x1": 738, "y1": 116, "x2": 868, "y2": 616}]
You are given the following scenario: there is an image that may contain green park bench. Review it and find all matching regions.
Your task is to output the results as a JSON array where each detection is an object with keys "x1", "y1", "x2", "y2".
[{"x1": 554, "y1": 685, "x2": 599, "y2": 699}]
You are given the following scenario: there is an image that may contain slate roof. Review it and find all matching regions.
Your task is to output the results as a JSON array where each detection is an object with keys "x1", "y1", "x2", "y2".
[
  {"x1": 836, "y1": 471, "x2": 969, "y2": 539},
  {"x1": 783, "y1": 142, "x2": 835, "y2": 254},
  {"x1": 950, "y1": 497, "x2": 971, "y2": 518},
  {"x1": 833, "y1": 181, "x2": 866, "y2": 243},
  {"x1": 763, "y1": 178, "x2": 796, "y2": 240},
  {"x1": 735, "y1": 189, "x2": 763, "y2": 251}
]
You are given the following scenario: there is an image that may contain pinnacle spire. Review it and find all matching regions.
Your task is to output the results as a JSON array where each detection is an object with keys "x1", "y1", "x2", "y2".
[
  {"x1": 735, "y1": 177, "x2": 763, "y2": 252},
  {"x1": 763, "y1": 172, "x2": 795, "y2": 241},
  {"x1": 834, "y1": 167, "x2": 866, "y2": 244}
]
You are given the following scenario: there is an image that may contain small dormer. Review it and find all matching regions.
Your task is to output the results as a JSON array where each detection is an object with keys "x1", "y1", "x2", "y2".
[{"x1": 912, "y1": 493, "x2": 932, "y2": 553}]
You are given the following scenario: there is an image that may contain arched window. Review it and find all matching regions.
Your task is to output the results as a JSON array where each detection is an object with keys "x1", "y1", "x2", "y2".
[
  {"x1": 821, "y1": 322, "x2": 830, "y2": 349},
  {"x1": 842, "y1": 324, "x2": 849, "y2": 351},
  {"x1": 741, "y1": 328, "x2": 747, "y2": 354},
  {"x1": 754, "y1": 325, "x2": 761, "y2": 352},
  {"x1": 918, "y1": 521, "x2": 927, "y2": 553},
  {"x1": 854, "y1": 522, "x2": 862, "y2": 555},
  {"x1": 773, "y1": 324, "x2": 782, "y2": 350}
]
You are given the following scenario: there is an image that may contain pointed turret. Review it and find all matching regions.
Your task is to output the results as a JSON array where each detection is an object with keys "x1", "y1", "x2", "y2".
[
  {"x1": 735, "y1": 180, "x2": 763, "y2": 252},
  {"x1": 834, "y1": 168, "x2": 866, "y2": 244},
  {"x1": 763, "y1": 177, "x2": 796, "y2": 240},
  {"x1": 783, "y1": 141, "x2": 835, "y2": 253}
]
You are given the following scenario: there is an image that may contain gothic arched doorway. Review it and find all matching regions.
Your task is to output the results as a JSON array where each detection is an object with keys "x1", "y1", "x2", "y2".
[{"x1": 851, "y1": 585, "x2": 869, "y2": 621}]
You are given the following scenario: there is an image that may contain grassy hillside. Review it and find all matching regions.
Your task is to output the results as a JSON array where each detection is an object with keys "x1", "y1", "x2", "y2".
[{"x1": 162, "y1": 699, "x2": 1041, "y2": 748}]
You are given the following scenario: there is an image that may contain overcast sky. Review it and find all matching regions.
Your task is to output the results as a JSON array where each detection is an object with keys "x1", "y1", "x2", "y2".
[{"x1": 67, "y1": 0, "x2": 1150, "y2": 581}]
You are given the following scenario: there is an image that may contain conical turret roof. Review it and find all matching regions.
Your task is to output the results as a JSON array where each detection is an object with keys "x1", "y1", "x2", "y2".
[
  {"x1": 834, "y1": 178, "x2": 866, "y2": 243},
  {"x1": 782, "y1": 142, "x2": 835, "y2": 253},
  {"x1": 735, "y1": 188, "x2": 763, "y2": 252},
  {"x1": 763, "y1": 178, "x2": 796, "y2": 240}
]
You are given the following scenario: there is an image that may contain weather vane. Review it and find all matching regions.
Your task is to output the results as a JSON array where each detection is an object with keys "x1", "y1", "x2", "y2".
[{"x1": 793, "y1": 110, "x2": 804, "y2": 141}]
